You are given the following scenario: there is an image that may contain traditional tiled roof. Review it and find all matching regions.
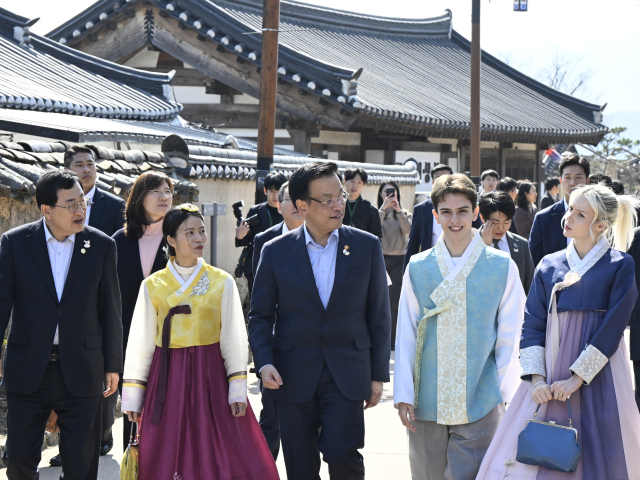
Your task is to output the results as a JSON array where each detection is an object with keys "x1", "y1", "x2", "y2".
[
  {"x1": 0, "y1": 139, "x2": 198, "y2": 204},
  {"x1": 0, "y1": 107, "x2": 301, "y2": 149},
  {"x1": 0, "y1": 6, "x2": 182, "y2": 121},
  {"x1": 47, "y1": 0, "x2": 608, "y2": 145},
  {"x1": 0, "y1": 134, "x2": 419, "y2": 204}
]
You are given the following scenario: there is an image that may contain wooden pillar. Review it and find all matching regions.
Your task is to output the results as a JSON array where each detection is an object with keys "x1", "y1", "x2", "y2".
[
  {"x1": 470, "y1": 0, "x2": 481, "y2": 182},
  {"x1": 256, "y1": 0, "x2": 280, "y2": 203}
]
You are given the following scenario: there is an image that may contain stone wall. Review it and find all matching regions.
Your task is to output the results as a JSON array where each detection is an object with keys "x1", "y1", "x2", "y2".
[{"x1": 0, "y1": 198, "x2": 42, "y2": 235}]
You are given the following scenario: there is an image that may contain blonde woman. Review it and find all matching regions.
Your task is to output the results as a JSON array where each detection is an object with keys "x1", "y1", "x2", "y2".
[{"x1": 477, "y1": 184, "x2": 640, "y2": 479}]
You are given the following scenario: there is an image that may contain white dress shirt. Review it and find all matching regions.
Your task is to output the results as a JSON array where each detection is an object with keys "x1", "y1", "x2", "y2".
[
  {"x1": 431, "y1": 214, "x2": 443, "y2": 249},
  {"x1": 303, "y1": 224, "x2": 339, "y2": 309},
  {"x1": 491, "y1": 235, "x2": 510, "y2": 255},
  {"x1": 84, "y1": 185, "x2": 96, "y2": 226},
  {"x1": 282, "y1": 222, "x2": 290, "y2": 234},
  {"x1": 44, "y1": 221, "x2": 76, "y2": 345}
]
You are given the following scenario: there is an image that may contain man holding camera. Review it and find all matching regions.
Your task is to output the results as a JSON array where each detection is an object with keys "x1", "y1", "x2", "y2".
[{"x1": 235, "y1": 172, "x2": 287, "y2": 291}]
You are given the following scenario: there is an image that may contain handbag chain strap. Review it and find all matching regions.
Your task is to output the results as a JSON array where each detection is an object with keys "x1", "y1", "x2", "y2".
[{"x1": 533, "y1": 400, "x2": 573, "y2": 428}]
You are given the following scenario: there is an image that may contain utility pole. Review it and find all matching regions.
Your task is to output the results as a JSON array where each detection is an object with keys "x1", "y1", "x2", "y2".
[
  {"x1": 470, "y1": 0, "x2": 481, "y2": 182},
  {"x1": 256, "y1": 0, "x2": 280, "y2": 204}
]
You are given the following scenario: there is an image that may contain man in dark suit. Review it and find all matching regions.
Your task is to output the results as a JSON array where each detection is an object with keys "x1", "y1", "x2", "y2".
[
  {"x1": 342, "y1": 167, "x2": 382, "y2": 238},
  {"x1": 529, "y1": 154, "x2": 590, "y2": 266},
  {"x1": 540, "y1": 177, "x2": 560, "y2": 210},
  {"x1": 0, "y1": 170, "x2": 122, "y2": 480},
  {"x1": 235, "y1": 172, "x2": 287, "y2": 292},
  {"x1": 251, "y1": 181, "x2": 304, "y2": 460},
  {"x1": 627, "y1": 227, "x2": 640, "y2": 410},
  {"x1": 66, "y1": 145, "x2": 125, "y2": 237},
  {"x1": 249, "y1": 162, "x2": 391, "y2": 480},
  {"x1": 478, "y1": 192, "x2": 535, "y2": 294},
  {"x1": 404, "y1": 165, "x2": 482, "y2": 271},
  {"x1": 58, "y1": 145, "x2": 125, "y2": 460}
]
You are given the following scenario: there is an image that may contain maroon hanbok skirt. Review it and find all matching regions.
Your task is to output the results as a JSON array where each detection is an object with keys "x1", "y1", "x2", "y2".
[{"x1": 138, "y1": 343, "x2": 279, "y2": 480}]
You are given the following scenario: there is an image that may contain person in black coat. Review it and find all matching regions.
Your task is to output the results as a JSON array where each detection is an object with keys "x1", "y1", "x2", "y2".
[
  {"x1": 627, "y1": 227, "x2": 640, "y2": 410},
  {"x1": 249, "y1": 162, "x2": 390, "y2": 479},
  {"x1": 0, "y1": 170, "x2": 122, "y2": 480},
  {"x1": 112, "y1": 171, "x2": 174, "y2": 452},
  {"x1": 404, "y1": 165, "x2": 483, "y2": 272},
  {"x1": 235, "y1": 172, "x2": 287, "y2": 292},
  {"x1": 540, "y1": 176, "x2": 560, "y2": 210},
  {"x1": 342, "y1": 167, "x2": 383, "y2": 238},
  {"x1": 251, "y1": 181, "x2": 304, "y2": 460}
]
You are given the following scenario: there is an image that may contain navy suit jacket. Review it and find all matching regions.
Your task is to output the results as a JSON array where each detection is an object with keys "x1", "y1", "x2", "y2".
[
  {"x1": 0, "y1": 219, "x2": 122, "y2": 397},
  {"x1": 403, "y1": 198, "x2": 483, "y2": 271},
  {"x1": 626, "y1": 228, "x2": 640, "y2": 360},
  {"x1": 528, "y1": 200, "x2": 567, "y2": 267},
  {"x1": 252, "y1": 221, "x2": 284, "y2": 276},
  {"x1": 88, "y1": 188, "x2": 126, "y2": 237},
  {"x1": 248, "y1": 225, "x2": 391, "y2": 403}
]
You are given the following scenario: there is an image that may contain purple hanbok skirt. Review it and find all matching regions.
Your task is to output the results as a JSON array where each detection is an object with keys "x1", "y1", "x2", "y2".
[
  {"x1": 476, "y1": 311, "x2": 640, "y2": 480},
  {"x1": 138, "y1": 343, "x2": 279, "y2": 480}
]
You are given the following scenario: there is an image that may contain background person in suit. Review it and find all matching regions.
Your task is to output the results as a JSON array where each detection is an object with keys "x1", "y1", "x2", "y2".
[
  {"x1": 478, "y1": 192, "x2": 535, "y2": 294},
  {"x1": 65, "y1": 146, "x2": 125, "y2": 237},
  {"x1": 249, "y1": 162, "x2": 391, "y2": 480},
  {"x1": 628, "y1": 227, "x2": 640, "y2": 410},
  {"x1": 112, "y1": 170, "x2": 173, "y2": 452},
  {"x1": 404, "y1": 165, "x2": 482, "y2": 272},
  {"x1": 513, "y1": 182, "x2": 538, "y2": 240},
  {"x1": 529, "y1": 153, "x2": 590, "y2": 266},
  {"x1": 540, "y1": 177, "x2": 560, "y2": 210},
  {"x1": 47, "y1": 145, "x2": 126, "y2": 462},
  {"x1": 496, "y1": 177, "x2": 519, "y2": 235},
  {"x1": 342, "y1": 167, "x2": 383, "y2": 238},
  {"x1": 0, "y1": 170, "x2": 122, "y2": 480},
  {"x1": 235, "y1": 172, "x2": 287, "y2": 292},
  {"x1": 480, "y1": 169, "x2": 499, "y2": 196},
  {"x1": 251, "y1": 181, "x2": 304, "y2": 460}
]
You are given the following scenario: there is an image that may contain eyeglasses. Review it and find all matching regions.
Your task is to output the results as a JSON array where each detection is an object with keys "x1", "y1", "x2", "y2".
[
  {"x1": 149, "y1": 188, "x2": 172, "y2": 197},
  {"x1": 52, "y1": 199, "x2": 91, "y2": 214},
  {"x1": 309, "y1": 193, "x2": 348, "y2": 207}
]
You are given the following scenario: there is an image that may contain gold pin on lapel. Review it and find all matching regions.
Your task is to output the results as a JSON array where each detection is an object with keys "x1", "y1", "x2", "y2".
[
  {"x1": 81, "y1": 248, "x2": 86, "y2": 254},
  {"x1": 343, "y1": 245, "x2": 350, "y2": 256}
]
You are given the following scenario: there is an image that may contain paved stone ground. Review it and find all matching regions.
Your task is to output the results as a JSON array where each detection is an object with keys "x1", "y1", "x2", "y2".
[
  {"x1": 1, "y1": 330, "x2": 635, "y2": 479},
  {"x1": 0, "y1": 353, "x2": 411, "y2": 479}
]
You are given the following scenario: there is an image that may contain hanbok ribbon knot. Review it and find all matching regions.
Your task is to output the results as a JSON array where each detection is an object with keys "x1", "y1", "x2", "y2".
[
  {"x1": 152, "y1": 304, "x2": 191, "y2": 424},
  {"x1": 414, "y1": 298, "x2": 454, "y2": 406}
]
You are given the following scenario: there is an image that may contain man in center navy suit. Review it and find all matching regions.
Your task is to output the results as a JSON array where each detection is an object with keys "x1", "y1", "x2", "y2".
[
  {"x1": 404, "y1": 164, "x2": 482, "y2": 272},
  {"x1": 249, "y1": 162, "x2": 391, "y2": 480},
  {"x1": 529, "y1": 153, "x2": 590, "y2": 266}
]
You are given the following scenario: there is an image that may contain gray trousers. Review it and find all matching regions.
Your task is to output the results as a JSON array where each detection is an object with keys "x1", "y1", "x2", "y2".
[{"x1": 408, "y1": 404, "x2": 504, "y2": 480}]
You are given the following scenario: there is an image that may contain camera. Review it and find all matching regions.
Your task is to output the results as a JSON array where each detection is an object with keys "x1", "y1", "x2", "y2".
[
  {"x1": 384, "y1": 188, "x2": 396, "y2": 198},
  {"x1": 232, "y1": 200, "x2": 245, "y2": 226},
  {"x1": 244, "y1": 214, "x2": 261, "y2": 228}
]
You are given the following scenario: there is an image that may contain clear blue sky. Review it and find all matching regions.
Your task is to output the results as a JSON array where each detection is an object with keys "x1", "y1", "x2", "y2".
[{"x1": 11, "y1": 0, "x2": 640, "y2": 135}]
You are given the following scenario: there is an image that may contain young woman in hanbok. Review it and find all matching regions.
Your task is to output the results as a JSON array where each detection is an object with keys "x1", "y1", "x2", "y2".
[
  {"x1": 121, "y1": 204, "x2": 279, "y2": 480},
  {"x1": 476, "y1": 184, "x2": 640, "y2": 480}
]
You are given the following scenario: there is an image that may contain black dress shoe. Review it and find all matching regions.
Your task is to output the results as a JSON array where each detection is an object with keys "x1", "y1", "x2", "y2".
[
  {"x1": 49, "y1": 454, "x2": 62, "y2": 467},
  {"x1": 100, "y1": 439, "x2": 113, "y2": 456}
]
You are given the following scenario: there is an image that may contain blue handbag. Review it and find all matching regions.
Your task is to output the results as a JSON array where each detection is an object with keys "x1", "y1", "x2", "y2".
[{"x1": 516, "y1": 401, "x2": 581, "y2": 472}]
